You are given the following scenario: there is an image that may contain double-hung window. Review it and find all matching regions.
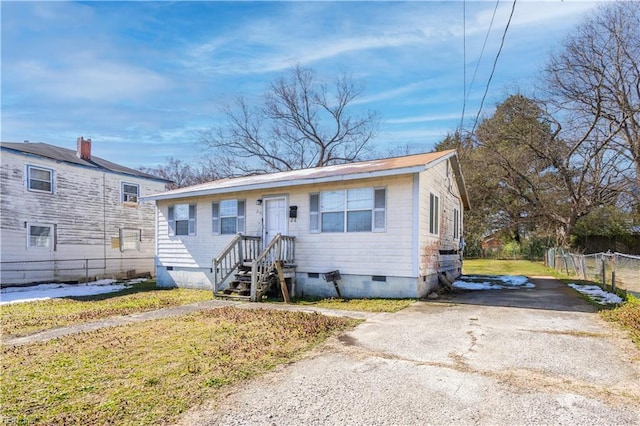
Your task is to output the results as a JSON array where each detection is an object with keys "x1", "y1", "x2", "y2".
[
  {"x1": 429, "y1": 193, "x2": 440, "y2": 235},
  {"x1": 310, "y1": 188, "x2": 386, "y2": 233},
  {"x1": 27, "y1": 165, "x2": 53, "y2": 193},
  {"x1": 168, "y1": 204, "x2": 196, "y2": 236},
  {"x1": 121, "y1": 183, "x2": 139, "y2": 203},
  {"x1": 28, "y1": 223, "x2": 54, "y2": 249},
  {"x1": 212, "y1": 199, "x2": 245, "y2": 235}
]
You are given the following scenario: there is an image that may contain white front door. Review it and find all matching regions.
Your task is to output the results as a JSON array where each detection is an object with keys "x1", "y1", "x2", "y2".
[{"x1": 264, "y1": 197, "x2": 287, "y2": 243}]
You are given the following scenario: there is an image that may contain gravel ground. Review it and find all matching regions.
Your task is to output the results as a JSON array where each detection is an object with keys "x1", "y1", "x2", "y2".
[{"x1": 177, "y1": 277, "x2": 640, "y2": 426}]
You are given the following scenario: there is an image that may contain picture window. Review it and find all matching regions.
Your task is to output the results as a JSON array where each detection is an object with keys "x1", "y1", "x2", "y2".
[{"x1": 310, "y1": 187, "x2": 385, "y2": 233}]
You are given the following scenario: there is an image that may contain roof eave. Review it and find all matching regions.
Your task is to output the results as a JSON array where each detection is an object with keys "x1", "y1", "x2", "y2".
[{"x1": 142, "y1": 164, "x2": 429, "y2": 202}]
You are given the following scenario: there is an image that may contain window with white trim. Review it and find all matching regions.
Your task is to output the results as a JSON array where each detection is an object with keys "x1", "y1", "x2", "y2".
[
  {"x1": 310, "y1": 188, "x2": 385, "y2": 233},
  {"x1": 121, "y1": 182, "x2": 139, "y2": 203},
  {"x1": 28, "y1": 223, "x2": 54, "y2": 249},
  {"x1": 27, "y1": 165, "x2": 53, "y2": 193},
  {"x1": 168, "y1": 204, "x2": 196, "y2": 236},
  {"x1": 212, "y1": 199, "x2": 245, "y2": 235},
  {"x1": 453, "y1": 208, "x2": 460, "y2": 240},
  {"x1": 120, "y1": 228, "x2": 141, "y2": 251},
  {"x1": 429, "y1": 193, "x2": 439, "y2": 235}
]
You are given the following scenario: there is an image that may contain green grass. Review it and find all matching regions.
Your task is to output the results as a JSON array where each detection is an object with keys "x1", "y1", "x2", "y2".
[
  {"x1": 1, "y1": 307, "x2": 360, "y2": 425},
  {"x1": 601, "y1": 295, "x2": 640, "y2": 350},
  {"x1": 1, "y1": 280, "x2": 212, "y2": 338},
  {"x1": 462, "y1": 259, "x2": 557, "y2": 276}
]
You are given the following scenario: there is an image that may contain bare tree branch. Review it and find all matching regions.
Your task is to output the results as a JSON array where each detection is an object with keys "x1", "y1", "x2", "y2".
[{"x1": 201, "y1": 64, "x2": 379, "y2": 175}]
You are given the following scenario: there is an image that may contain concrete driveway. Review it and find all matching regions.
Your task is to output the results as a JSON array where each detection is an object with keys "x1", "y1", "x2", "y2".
[{"x1": 179, "y1": 276, "x2": 640, "y2": 425}]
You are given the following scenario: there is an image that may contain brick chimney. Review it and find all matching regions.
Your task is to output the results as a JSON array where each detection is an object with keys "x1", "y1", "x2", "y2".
[{"x1": 77, "y1": 136, "x2": 92, "y2": 161}]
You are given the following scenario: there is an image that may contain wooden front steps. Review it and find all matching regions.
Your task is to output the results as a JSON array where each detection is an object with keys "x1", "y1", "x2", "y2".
[{"x1": 214, "y1": 262, "x2": 296, "y2": 301}]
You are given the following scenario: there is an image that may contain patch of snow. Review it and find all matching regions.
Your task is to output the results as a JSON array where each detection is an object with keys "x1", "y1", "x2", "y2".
[
  {"x1": 453, "y1": 275, "x2": 535, "y2": 291},
  {"x1": 567, "y1": 283, "x2": 623, "y2": 305},
  {"x1": 453, "y1": 281, "x2": 504, "y2": 290},
  {"x1": 0, "y1": 279, "x2": 138, "y2": 305}
]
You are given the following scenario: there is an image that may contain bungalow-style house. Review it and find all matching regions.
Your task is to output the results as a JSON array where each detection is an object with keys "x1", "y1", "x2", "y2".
[
  {"x1": 0, "y1": 138, "x2": 171, "y2": 285},
  {"x1": 145, "y1": 150, "x2": 469, "y2": 300}
]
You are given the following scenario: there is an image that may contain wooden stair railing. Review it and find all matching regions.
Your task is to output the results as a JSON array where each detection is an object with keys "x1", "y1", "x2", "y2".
[
  {"x1": 250, "y1": 233, "x2": 296, "y2": 301},
  {"x1": 213, "y1": 234, "x2": 261, "y2": 295}
]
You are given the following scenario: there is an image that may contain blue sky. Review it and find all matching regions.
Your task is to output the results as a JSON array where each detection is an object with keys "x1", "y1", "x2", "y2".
[{"x1": 2, "y1": 1, "x2": 600, "y2": 169}]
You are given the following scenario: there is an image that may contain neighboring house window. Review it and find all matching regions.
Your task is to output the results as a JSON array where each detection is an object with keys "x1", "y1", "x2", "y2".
[
  {"x1": 122, "y1": 183, "x2": 139, "y2": 203},
  {"x1": 453, "y1": 208, "x2": 460, "y2": 240},
  {"x1": 168, "y1": 204, "x2": 196, "y2": 236},
  {"x1": 429, "y1": 193, "x2": 439, "y2": 235},
  {"x1": 27, "y1": 165, "x2": 53, "y2": 193},
  {"x1": 120, "y1": 228, "x2": 141, "y2": 251},
  {"x1": 28, "y1": 223, "x2": 54, "y2": 250},
  {"x1": 212, "y1": 200, "x2": 245, "y2": 235},
  {"x1": 310, "y1": 188, "x2": 386, "y2": 233}
]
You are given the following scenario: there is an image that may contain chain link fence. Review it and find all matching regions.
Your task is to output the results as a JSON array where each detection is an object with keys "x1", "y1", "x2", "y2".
[
  {"x1": 0, "y1": 257, "x2": 155, "y2": 287},
  {"x1": 547, "y1": 248, "x2": 640, "y2": 297}
]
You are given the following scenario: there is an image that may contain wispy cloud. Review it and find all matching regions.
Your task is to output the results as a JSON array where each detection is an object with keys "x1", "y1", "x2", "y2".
[
  {"x1": 1, "y1": 1, "x2": 603, "y2": 168},
  {"x1": 11, "y1": 60, "x2": 170, "y2": 102},
  {"x1": 386, "y1": 113, "x2": 462, "y2": 125}
]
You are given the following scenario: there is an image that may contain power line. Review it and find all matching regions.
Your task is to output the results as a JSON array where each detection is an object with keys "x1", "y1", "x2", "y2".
[
  {"x1": 459, "y1": 0, "x2": 501, "y2": 131},
  {"x1": 470, "y1": 0, "x2": 517, "y2": 135},
  {"x1": 460, "y1": 0, "x2": 466, "y2": 133}
]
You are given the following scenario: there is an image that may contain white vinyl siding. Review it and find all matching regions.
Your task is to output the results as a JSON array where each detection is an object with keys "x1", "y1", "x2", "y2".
[
  {"x1": 310, "y1": 188, "x2": 385, "y2": 233},
  {"x1": 168, "y1": 204, "x2": 196, "y2": 236},
  {"x1": 153, "y1": 175, "x2": 415, "y2": 284},
  {"x1": 27, "y1": 165, "x2": 53, "y2": 193},
  {"x1": 212, "y1": 199, "x2": 245, "y2": 235}
]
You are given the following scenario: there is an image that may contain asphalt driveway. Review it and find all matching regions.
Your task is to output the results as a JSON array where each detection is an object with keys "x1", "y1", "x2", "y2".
[{"x1": 179, "y1": 276, "x2": 640, "y2": 425}]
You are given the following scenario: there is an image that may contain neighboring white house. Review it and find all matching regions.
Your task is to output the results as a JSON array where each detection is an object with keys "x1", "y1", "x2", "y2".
[
  {"x1": 0, "y1": 138, "x2": 171, "y2": 285},
  {"x1": 145, "y1": 150, "x2": 469, "y2": 299}
]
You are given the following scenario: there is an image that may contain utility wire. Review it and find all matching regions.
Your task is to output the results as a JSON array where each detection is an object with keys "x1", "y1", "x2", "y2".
[
  {"x1": 470, "y1": 0, "x2": 517, "y2": 135},
  {"x1": 459, "y1": 0, "x2": 501, "y2": 131},
  {"x1": 460, "y1": 0, "x2": 466, "y2": 133}
]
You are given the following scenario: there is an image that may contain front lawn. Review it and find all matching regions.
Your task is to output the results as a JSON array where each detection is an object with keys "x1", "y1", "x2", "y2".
[
  {"x1": 1, "y1": 307, "x2": 360, "y2": 425},
  {"x1": 1, "y1": 280, "x2": 212, "y2": 338}
]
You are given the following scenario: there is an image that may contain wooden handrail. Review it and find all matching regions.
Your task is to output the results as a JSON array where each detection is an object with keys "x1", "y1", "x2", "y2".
[
  {"x1": 213, "y1": 234, "x2": 261, "y2": 294},
  {"x1": 250, "y1": 233, "x2": 296, "y2": 301}
]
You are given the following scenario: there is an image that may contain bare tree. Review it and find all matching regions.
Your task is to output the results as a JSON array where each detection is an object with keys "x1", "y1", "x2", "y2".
[
  {"x1": 542, "y1": 1, "x2": 640, "y2": 200},
  {"x1": 201, "y1": 65, "x2": 379, "y2": 175},
  {"x1": 139, "y1": 157, "x2": 220, "y2": 190}
]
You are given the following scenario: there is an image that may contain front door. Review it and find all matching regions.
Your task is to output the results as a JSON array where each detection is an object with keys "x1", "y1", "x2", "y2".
[{"x1": 263, "y1": 197, "x2": 287, "y2": 244}]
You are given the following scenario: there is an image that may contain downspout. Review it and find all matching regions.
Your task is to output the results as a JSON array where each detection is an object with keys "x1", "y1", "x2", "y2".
[
  {"x1": 103, "y1": 172, "x2": 107, "y2": 276},
  {"x1": 154, "y1": 203, "x2": 159, "y2": 280},
  {"x1": 412, "y1": 173, "x2": 420, "y2": 278}
]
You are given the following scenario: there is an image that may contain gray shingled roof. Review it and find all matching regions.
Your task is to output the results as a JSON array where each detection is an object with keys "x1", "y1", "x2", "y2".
[{"x1": 1, "y1": 142, "x2": 170, "y2": 182}]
